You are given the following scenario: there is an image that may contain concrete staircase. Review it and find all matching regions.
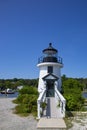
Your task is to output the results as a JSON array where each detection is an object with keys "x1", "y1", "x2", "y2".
[
  {"x1": 37, "y1": 97, "x2": 66, "y2": 130},
  {"x1": 37, "y1": 118, "x2": 66, "y2": 130}
]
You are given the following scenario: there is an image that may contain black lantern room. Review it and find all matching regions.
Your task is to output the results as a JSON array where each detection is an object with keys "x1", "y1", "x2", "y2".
[
  {"x1": 43, "y1": 43, "x2": 58, "y2": 62},
  {"x1": 38, "y1": 43, "x2": 63, "y2": 64}
]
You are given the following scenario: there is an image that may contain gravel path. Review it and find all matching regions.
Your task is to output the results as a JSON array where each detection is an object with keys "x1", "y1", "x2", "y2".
[{"x1": 0, "y1": 98, "x2": 37, "y2": 130}]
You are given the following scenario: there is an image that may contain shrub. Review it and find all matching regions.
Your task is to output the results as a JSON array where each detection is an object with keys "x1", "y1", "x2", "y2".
[
  {"x1": 19, "y1": 86, "x2": 38, "y2": 95},
  {"x1": 14, "y1": 86, "x2": 38, "y2": 116}
]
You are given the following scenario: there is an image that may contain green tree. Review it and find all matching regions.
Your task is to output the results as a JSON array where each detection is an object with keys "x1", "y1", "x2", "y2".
[{"x1": 62, "y1": 78, "x2": 84, "y2": 111}]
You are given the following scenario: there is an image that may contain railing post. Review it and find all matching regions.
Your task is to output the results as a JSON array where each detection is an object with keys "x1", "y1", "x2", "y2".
[
  {"x1": 63, "y1": 100, "x2": 66, "y2": 117},
  {"x1": 37, "y1": 89, "x2": 46, "y2": 119},
  {"x1": 55, "y1": 86, "x2": 66, "y2": 118},
  {"x1": 37, "y1": 100, "x2": 40, "y2": 119}
]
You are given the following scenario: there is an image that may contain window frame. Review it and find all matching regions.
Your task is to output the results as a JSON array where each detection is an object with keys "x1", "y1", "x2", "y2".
[{"x1": 48, "y1": 66, "x2": 53, "y2": 73}]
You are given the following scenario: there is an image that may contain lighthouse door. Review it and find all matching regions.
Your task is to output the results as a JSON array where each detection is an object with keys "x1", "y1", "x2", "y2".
[{"x1": 46, "y1": 80, "x2": 54, "y2": 97}]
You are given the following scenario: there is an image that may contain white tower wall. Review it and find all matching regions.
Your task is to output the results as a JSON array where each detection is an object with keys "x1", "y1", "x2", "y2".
[
  {"x1": 37, "y1": 65, "x2": 47, "y2": 93},
  {"x1": 37, "y1": 62, "x2": 63, "y2": 93},
  {"x1": 53, "y1": 65, "x2": 62, "y2": 91}
]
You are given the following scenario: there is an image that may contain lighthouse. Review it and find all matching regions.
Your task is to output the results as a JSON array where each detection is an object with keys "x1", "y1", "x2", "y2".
[{"x1": 37, "y1": 43, "x2": 66, "y2": 119}]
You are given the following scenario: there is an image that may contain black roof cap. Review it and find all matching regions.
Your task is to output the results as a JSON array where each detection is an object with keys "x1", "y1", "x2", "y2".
[{"x1": 43, "y1": 43, "x2": 58, "y2": 54}]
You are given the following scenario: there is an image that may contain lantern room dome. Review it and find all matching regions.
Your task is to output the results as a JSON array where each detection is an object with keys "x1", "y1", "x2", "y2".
[
  {"x1": 38, "y1": 43, "x2": 63, "y2": 64},
  {"x1": 43, "y1": 43, "x2": 58, "y2": 54}
]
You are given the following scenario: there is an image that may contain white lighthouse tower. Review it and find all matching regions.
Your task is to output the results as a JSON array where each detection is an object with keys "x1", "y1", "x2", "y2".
[{"x1": 37, "y1": 43, "x2": 66, "y2": 119}]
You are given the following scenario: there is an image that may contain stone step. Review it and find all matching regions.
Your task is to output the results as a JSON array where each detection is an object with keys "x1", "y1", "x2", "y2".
[
  {"x1": 37, "y1": 128, "x2": 66, "y2": 130},
  {"x1": 37, "y1": 118, "x2": 66, "y2": 130}
]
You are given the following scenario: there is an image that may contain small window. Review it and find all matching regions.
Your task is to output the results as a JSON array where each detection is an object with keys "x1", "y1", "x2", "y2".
[{"x1": 48, "y1": 66, "x2": 53, "y2": 73}]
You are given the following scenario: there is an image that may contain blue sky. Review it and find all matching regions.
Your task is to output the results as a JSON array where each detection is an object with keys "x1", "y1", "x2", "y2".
[{"x1": 0, "y1": 0, "x2": 87, "y2": 79}]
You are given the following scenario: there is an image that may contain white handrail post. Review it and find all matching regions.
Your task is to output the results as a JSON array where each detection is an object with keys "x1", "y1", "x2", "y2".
[
  {"x1": 54, "y1": 84, "x2": 66, "y2": 118},
  {"x1": 63, "y1": 100, "x2": 66, "y2": 117},
  {"x1": 37, "y1": 100, "x2": 40, "y2": 119},
  {"x1": 37, "y1": 89, "x2": 46, "y2": 119}
]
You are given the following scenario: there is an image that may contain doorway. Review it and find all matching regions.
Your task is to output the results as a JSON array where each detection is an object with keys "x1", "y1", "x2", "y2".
[{"x1": 46, "y1": 80, "x2": 55, "y2": 97}]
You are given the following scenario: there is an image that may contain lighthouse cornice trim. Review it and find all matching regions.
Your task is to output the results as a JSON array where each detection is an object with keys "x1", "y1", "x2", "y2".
[{"x1": 37, "y1": 62, "x2": 63, "y2": 68}]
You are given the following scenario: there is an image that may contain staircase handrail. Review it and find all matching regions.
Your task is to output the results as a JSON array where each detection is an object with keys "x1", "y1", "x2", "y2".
[
  {"x1": 37, "y1": 89, "x2": 46, "y2": 118},
  {"x1": 37, "y1": 89, "x2": 46, "y2": 103},
  {"x1": 55, "y1": 88, "x2": 66, "y2": 102},
  {"x1": 55, "y1": 88, "x2": 66, "y2": 117}
]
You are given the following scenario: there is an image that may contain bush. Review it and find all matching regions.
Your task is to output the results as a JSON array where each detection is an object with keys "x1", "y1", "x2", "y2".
[
  {"x1": 15, "y1": 104, "x2": 30, "y2": 114},
  {"x1": 14, "y1": 86, "x2": 38, "y2": 116},
  {"x1": 19, "y1": 86, "x2": 38, "y2": 95}
]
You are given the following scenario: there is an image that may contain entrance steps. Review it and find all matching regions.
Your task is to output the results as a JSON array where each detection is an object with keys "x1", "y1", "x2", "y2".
[
  {"x1": 37, "y1": 98, "x2": 66, "y2": 129},
  {"x1": 37, "y1": 118, "x2": 66, "y2": 130}
]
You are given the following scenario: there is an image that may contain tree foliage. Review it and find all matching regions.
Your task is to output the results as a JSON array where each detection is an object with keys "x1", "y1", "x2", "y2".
[
  {"x1": 62, "y1": 77, "x2": 84, "y2": 111},
  {"x1": 0, "y1": 78, "x2": 38, "y2": 90}
]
